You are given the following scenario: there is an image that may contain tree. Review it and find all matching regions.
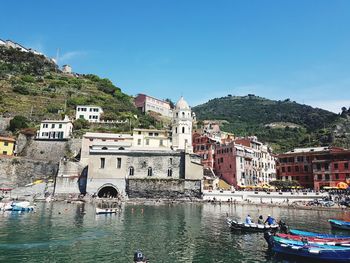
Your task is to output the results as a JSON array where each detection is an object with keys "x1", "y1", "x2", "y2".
[
  {"x1": 8, "y1": 115, "x2": 29, "y2": 132},
  {"x1": 269, "y1": 180, "x2": 300, "y2": 189},
  {"x1": 73, "y1": 119, "x2": 90, "y2": 130},
  {"x1": 165, "y1": 98, "x2": 175, "y2": 108}
]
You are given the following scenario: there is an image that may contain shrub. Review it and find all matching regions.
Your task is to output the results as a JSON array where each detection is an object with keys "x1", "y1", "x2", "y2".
[
  {"x1": 9, "y1": 115, "x2": 29, "y2": 132},
  {"x1": 13, "y1": 85, "x2": 30, "y2": 95},
  {"x1": 73, "y1": 118, "x2": 90, "y2": 130}
]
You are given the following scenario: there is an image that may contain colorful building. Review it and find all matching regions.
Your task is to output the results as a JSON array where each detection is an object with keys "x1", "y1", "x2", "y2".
[
  {"x1": 0, "y1": 136, "x2": 16, "y2": 156},
  {"x1": 134, "y1": 94, "x2": 172, "y2": 118},
  {"x1": 276, "y1": 146, "x2": 350, "y2": 190}
]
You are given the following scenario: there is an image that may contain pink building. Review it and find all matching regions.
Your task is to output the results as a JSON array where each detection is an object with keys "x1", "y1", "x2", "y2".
[{"x1": 134, "y1": 94, "x2": 172, "y2": 117}]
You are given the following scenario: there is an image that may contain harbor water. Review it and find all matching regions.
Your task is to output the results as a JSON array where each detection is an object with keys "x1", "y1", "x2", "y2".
[{"x1": 0, "y1": 202, "x2": 349, "y2": 262}]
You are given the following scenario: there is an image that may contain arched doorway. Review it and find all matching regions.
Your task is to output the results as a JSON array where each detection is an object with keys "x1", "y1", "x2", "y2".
[{"x1": 97, "y1": 184, "x2": 119, "y2": 198}]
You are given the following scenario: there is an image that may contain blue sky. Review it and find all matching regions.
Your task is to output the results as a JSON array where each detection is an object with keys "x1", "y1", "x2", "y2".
[{"x1": 1, "y1": 0, "x2": 350, "y2": 113}]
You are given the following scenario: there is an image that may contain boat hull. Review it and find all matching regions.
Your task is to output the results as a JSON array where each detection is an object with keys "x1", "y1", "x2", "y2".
[
  {"x1": 227, "y1": 218, "x2": 279, "y2": 232},
  {"x1": 96, "y1": 208, "x2": 119, "y2": 215},
  {"x1": 289, "y1": 229, "x2": 350, "y2": 239},
  {"x1": 329, "y1": 219, "x2": 350, "y2": 231}
]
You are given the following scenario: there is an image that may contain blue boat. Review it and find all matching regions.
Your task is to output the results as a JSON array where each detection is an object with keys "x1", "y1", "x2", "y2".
[
  {"x1": 270, "y1": 236, "x2": 350, "y2": 262},
  {"x1": 289, "y1": 229, "x2": 350, "y2": 239},
  {"x1": 329, "y1": 219, "x2": 350, "y2": 230}
]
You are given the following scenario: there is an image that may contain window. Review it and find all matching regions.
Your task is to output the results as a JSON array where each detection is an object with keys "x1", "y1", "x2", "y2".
[
  {"x1": 169, "y1": 158, "x2": 173, "y2": 165},
  {"x1": 287, "y1": 166, "x2": 291, "y2": 172},
  {"x1": 345, "y1": 163, "x2": 349, "y2": 170},
  {"x1": 154, "y1": 133, "x2": 159, "y2": 136},
  {"x1": 43, "y1": 124, "x2": 48, "y2": 128},
  {"x1": 316, "y1": 164, "x2": 321, "y2": 170},
  {"x1": 334, "y1": 163, "x2": 339, "y2": 169},
  {"x1": 282, "y1": 167, "x2": 285, "y2": 172},
  {"x1": 325, "y1": 163, "x2": 329, "y2": 170},
  {"x1": 325, "y1": 174, "x2": 330, "y2": 181},
  {"x1": 167, "y1": 168, "x2": 172, "y2": 177},
  {"x1": 159, "y1": 139, "x2": 163, "y2": 146},
  {"x1": 304, "y1": 165, "x2": 309, "y2": 172},
  {"x1": 129, "y1": 167, "x2": 134, "y2": 176},
  {"x1": 138, "y1": 131, "x2": 141, "y2": 135},
  {"x1": 4, "y1": 142, "x2": 8, "y2": 146},
  {"x1": 182, "y1": 127, "x2": 185, "y2": 133},
  {"x1": 146, "y1": 139, "x2": 149, "y2": 145},
  {"x1": 175, "y1": 128, "x2": 177, "y2": 133},
  {"x1": 51, "y1": 124, "x2": 55, "y2": 128},
  {"x1": 295, "y1": 166, "x2": 299, "y2": 172},
  {"x1": 3, "y1": 151, "x2": 7, "y2": 155},
  {"x1": 79, "y1": 115, "x2": 84, "y2": 119},
  {"x1": 59, "y1": 124, "x2": 62, "y2": 128},
  {"x1": 100, "y1": 158, "x2": 105, "y2": 169},
  {"x1": 137, "y1": 139, "x2": 141, "y2": 145},
  {"x1": 117, "y1": 158, "x2": 121, "y2": 169},
  {"x1": 148, "y1": 132, "x2": 153, "y2": 136},
  {"x1": 335, "y1": 173, "x2": 339, "y2": 180},
  {"x1": 147, "y1": 167, "x2": 153, "y2": 176}
]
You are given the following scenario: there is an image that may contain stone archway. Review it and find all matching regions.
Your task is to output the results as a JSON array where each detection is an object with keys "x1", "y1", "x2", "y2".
[{"x1": 97, "y1": 184, "x2": 119, "y2": 198}]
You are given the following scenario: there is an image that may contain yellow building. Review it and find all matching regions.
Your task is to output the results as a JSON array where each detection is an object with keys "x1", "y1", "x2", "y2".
[{"x1": 0, "y1": 136, "x2": 15, "y2": 156}]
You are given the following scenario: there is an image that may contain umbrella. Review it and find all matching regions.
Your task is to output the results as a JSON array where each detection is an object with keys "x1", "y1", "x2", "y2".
[{"x1": 337, "y1": 182, "x2": 349, "y2": 189}]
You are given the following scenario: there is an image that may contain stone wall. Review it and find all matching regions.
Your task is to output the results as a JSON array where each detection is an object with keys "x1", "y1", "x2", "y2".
[
  {"x1": 0, "y1": 157, "x2": 58, "y2": 187},
  {"x1": 16, "y1": 134, "x2": 82, "y2": 162},
  {"x1": 127, "y1": 179, "x2": 202, "y2": 199}
]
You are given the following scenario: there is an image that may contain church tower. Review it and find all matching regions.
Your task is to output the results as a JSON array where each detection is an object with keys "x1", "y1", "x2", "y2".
[{"x1": 172, "y1": 96, "x2": 193, "y2": 152}]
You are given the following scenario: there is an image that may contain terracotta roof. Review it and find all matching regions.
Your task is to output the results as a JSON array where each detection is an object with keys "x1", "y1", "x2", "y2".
[{"x1": 0, "y1": 136, "x2": 15, "y2": 142}]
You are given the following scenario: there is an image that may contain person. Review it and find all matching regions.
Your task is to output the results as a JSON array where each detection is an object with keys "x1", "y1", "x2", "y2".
[
  {"x1": 245, "y1": 214, "x2": 253, "y2": 224},
  {"x1": 257, "y1": 215, "x2": 264, "y2": 224},
  {"x1": 265, "y1": 215, "x2": 276, "y2": 225}
]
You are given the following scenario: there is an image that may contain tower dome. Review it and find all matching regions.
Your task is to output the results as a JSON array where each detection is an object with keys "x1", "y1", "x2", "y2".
[{"x1": 175, "y1": 96, "x2": 190, "y2": 110}]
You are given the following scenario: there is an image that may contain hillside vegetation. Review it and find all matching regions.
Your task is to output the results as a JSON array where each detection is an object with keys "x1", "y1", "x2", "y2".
[
  {"x1": 0, "y1": 46, "x2": 159, "y2": 134},
  {"x1": 193, "y1": 95, "x2": 343, "y2": 152}
]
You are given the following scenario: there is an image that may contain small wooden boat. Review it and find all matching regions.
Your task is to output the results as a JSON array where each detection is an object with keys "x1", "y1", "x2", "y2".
[
  {"x1": 267, "y1": 235, "x2": 350, "y2": 262},
  {"x1": 95, "y1": 207, "x2": 119, "y2": 215},
  {"x1": 329, "y1": 219, "x2": 350, "y2": 230},
  {"x1": 226, "y1": 218, "x2": 279, "y2": 232},
  {"x1": 134, "y1": 250, "x2": 148, "y2": 263},
  {"x1": 276, "y1": 233, "x2": 350, "y2": 246},
  {"x1": 290, "y1": 229, "x2": 350, "y2": 239}
]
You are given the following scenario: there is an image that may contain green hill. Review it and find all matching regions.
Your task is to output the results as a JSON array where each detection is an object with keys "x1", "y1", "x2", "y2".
[
  {"x1": 193, "y1": 94, "x2": 341, "y2": 152},
  {"x1": 0, "y1": 45, "x2": 159, "y2": 134}
]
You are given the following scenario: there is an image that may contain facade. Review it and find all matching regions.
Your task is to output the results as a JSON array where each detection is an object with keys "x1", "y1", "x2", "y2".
[
  {"x1": 62, "y1": 65, "x2": 72, "y2": 74},
  {"x1": 134, "y1": 94, "x2": 172, "y2": 117},
  {"x1": 80, "y1": 132, "x2": 133, "y2": 165},
  {"x1": 0, "y1": 136, "x2": 15, "y2": 156},
  {"x1": 132, "y1": 128, "x2": 171, "y2": 149},
  {"x1": 192, "y1": 133, "x2": 217, "y2": 169},
  {"x1": 214, "y1": 137, "x2": 276, "y2": 187},
  {"x1": 172, "y1": 97, "x2": 193, "y2": 152},
  {"x1": 37, "y1": 116, "x2": 73, "y2": 140},
  {"x1": 76, "y1": 105, "x2": 103, "y2": 122},
  {"x1": 0, "y1": 39, "x2": 5, "y2": 46},
  {"x1": 277, "y1": 146, "x2": 350, "y2": 190}
]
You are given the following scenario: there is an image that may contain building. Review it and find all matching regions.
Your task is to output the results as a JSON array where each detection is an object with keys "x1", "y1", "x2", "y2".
[
  {"x1": 132, "y1": 128, "x2": 171, "y2": 149},
  {"x1": 192, "y1": 133, "x2": 217, "y2": 169},
  {"x1": 172, "y1": 97, "x2": 193, "y2": 152},
  {"x1": 62, "y1": 65, "x2": 72, "y2": 74},
  {"x1": 0, "y1": 39, "x2": 5, "y2": 46},
  {"x1": 76, "y1": 105, "x2": 103, "y2": 122},
  {"x1": 134, "y1": 94, "x2": 172, "y2": 118},
  {"x1": 37, "y1": 116, "x2": 73, "y2": 140},
  {"x1": 277, "y1": 146, "x2": 350, "y2": 190},
  {"x1": 80, "y1": 132, "x2": 134, "y2": 165},
  {"x1": 5, "y1": 40, "x2": 28, "y2": 52},
  {"x1": 214, "y1": 137, "x2": 276, "y2": 187},
  {"x1": 0, "y1": 136, "x2": 15, "y2": 156}
]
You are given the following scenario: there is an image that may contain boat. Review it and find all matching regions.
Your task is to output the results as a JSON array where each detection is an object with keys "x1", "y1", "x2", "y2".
[
  {"x1": 11, "y1": 201, "x2": 34, "y2": 211},
  {"x1": 226, "y1": 218, "x2": 279, "y2": 232},
  {"x1": 329, "y1": 219, "x2": 350, "y2": 230},
  {"x1": 289, "y1": 229, "x2": 350, "y2": 239},
  {"x1": 95, "y1": 207, "x2": 119, "y2": 215},
  {"x1": 134, "y1": 250, "x2": 148, "y2": 263},
  {"x1": 276, "y1": 233, "x2": 350, "y2": 246},
  {"x1": 267, "y1": 235, "x2": 350, "y2": 262}
]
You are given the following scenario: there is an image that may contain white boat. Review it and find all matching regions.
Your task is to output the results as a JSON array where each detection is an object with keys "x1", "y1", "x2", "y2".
[{"x1": 96, "y1": 207, "x2": 119, "y2": 215}]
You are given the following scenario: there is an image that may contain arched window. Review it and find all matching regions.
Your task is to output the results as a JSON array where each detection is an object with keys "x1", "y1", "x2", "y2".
[
  {"x1": 167, "y1": 168, "x2": 172, "y2": 177},
  {"x1": 102, "y1": 147, "x2": 108, "y2": 150},
  {"x1": 119, "y1": 147, "x2": 125, "y2": 150},
  {"x1": 176, "y1": 112, "x2": 178, "y2": 117},
  {"x1": 175, "y1": 127, "x2": 177, "y2": 133},
  {"x1": 182, "y1": 112, "x2": 185, "y2": 117},
  {"x1": 147, "y1": 167, "x2": 153, "y2": 176},
  {"x1": 182, "y1": 127, "x2": 185, "y2": 133},
  {"x1": 129, "y1": 166, "x2": 134, "y2": 176}
]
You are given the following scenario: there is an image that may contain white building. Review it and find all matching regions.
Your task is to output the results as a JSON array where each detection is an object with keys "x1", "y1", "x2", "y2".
[
  {"x1": 37, "y1": 116, "x2": 73, "y2": 140},
  {"x1": 172, "y1": 97, "x2": 193, "y2": 152},
  {"x1": 62, "y1": 65, "x2": 72, "y2": 74},
  {"x1": 5, "y1": 40, "x2": 28, "y2": 52},
  {"x1": 76, "y1": 105, "x2": 103, "y2": 122},
  {"x1": 0, "y1": 39, "x2": 5, "y2": 46}
]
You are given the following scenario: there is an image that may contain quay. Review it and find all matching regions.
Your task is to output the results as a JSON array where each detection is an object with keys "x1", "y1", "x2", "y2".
[{"x1": 202, "y1": 190, "x2": 327, "y2": 203}]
